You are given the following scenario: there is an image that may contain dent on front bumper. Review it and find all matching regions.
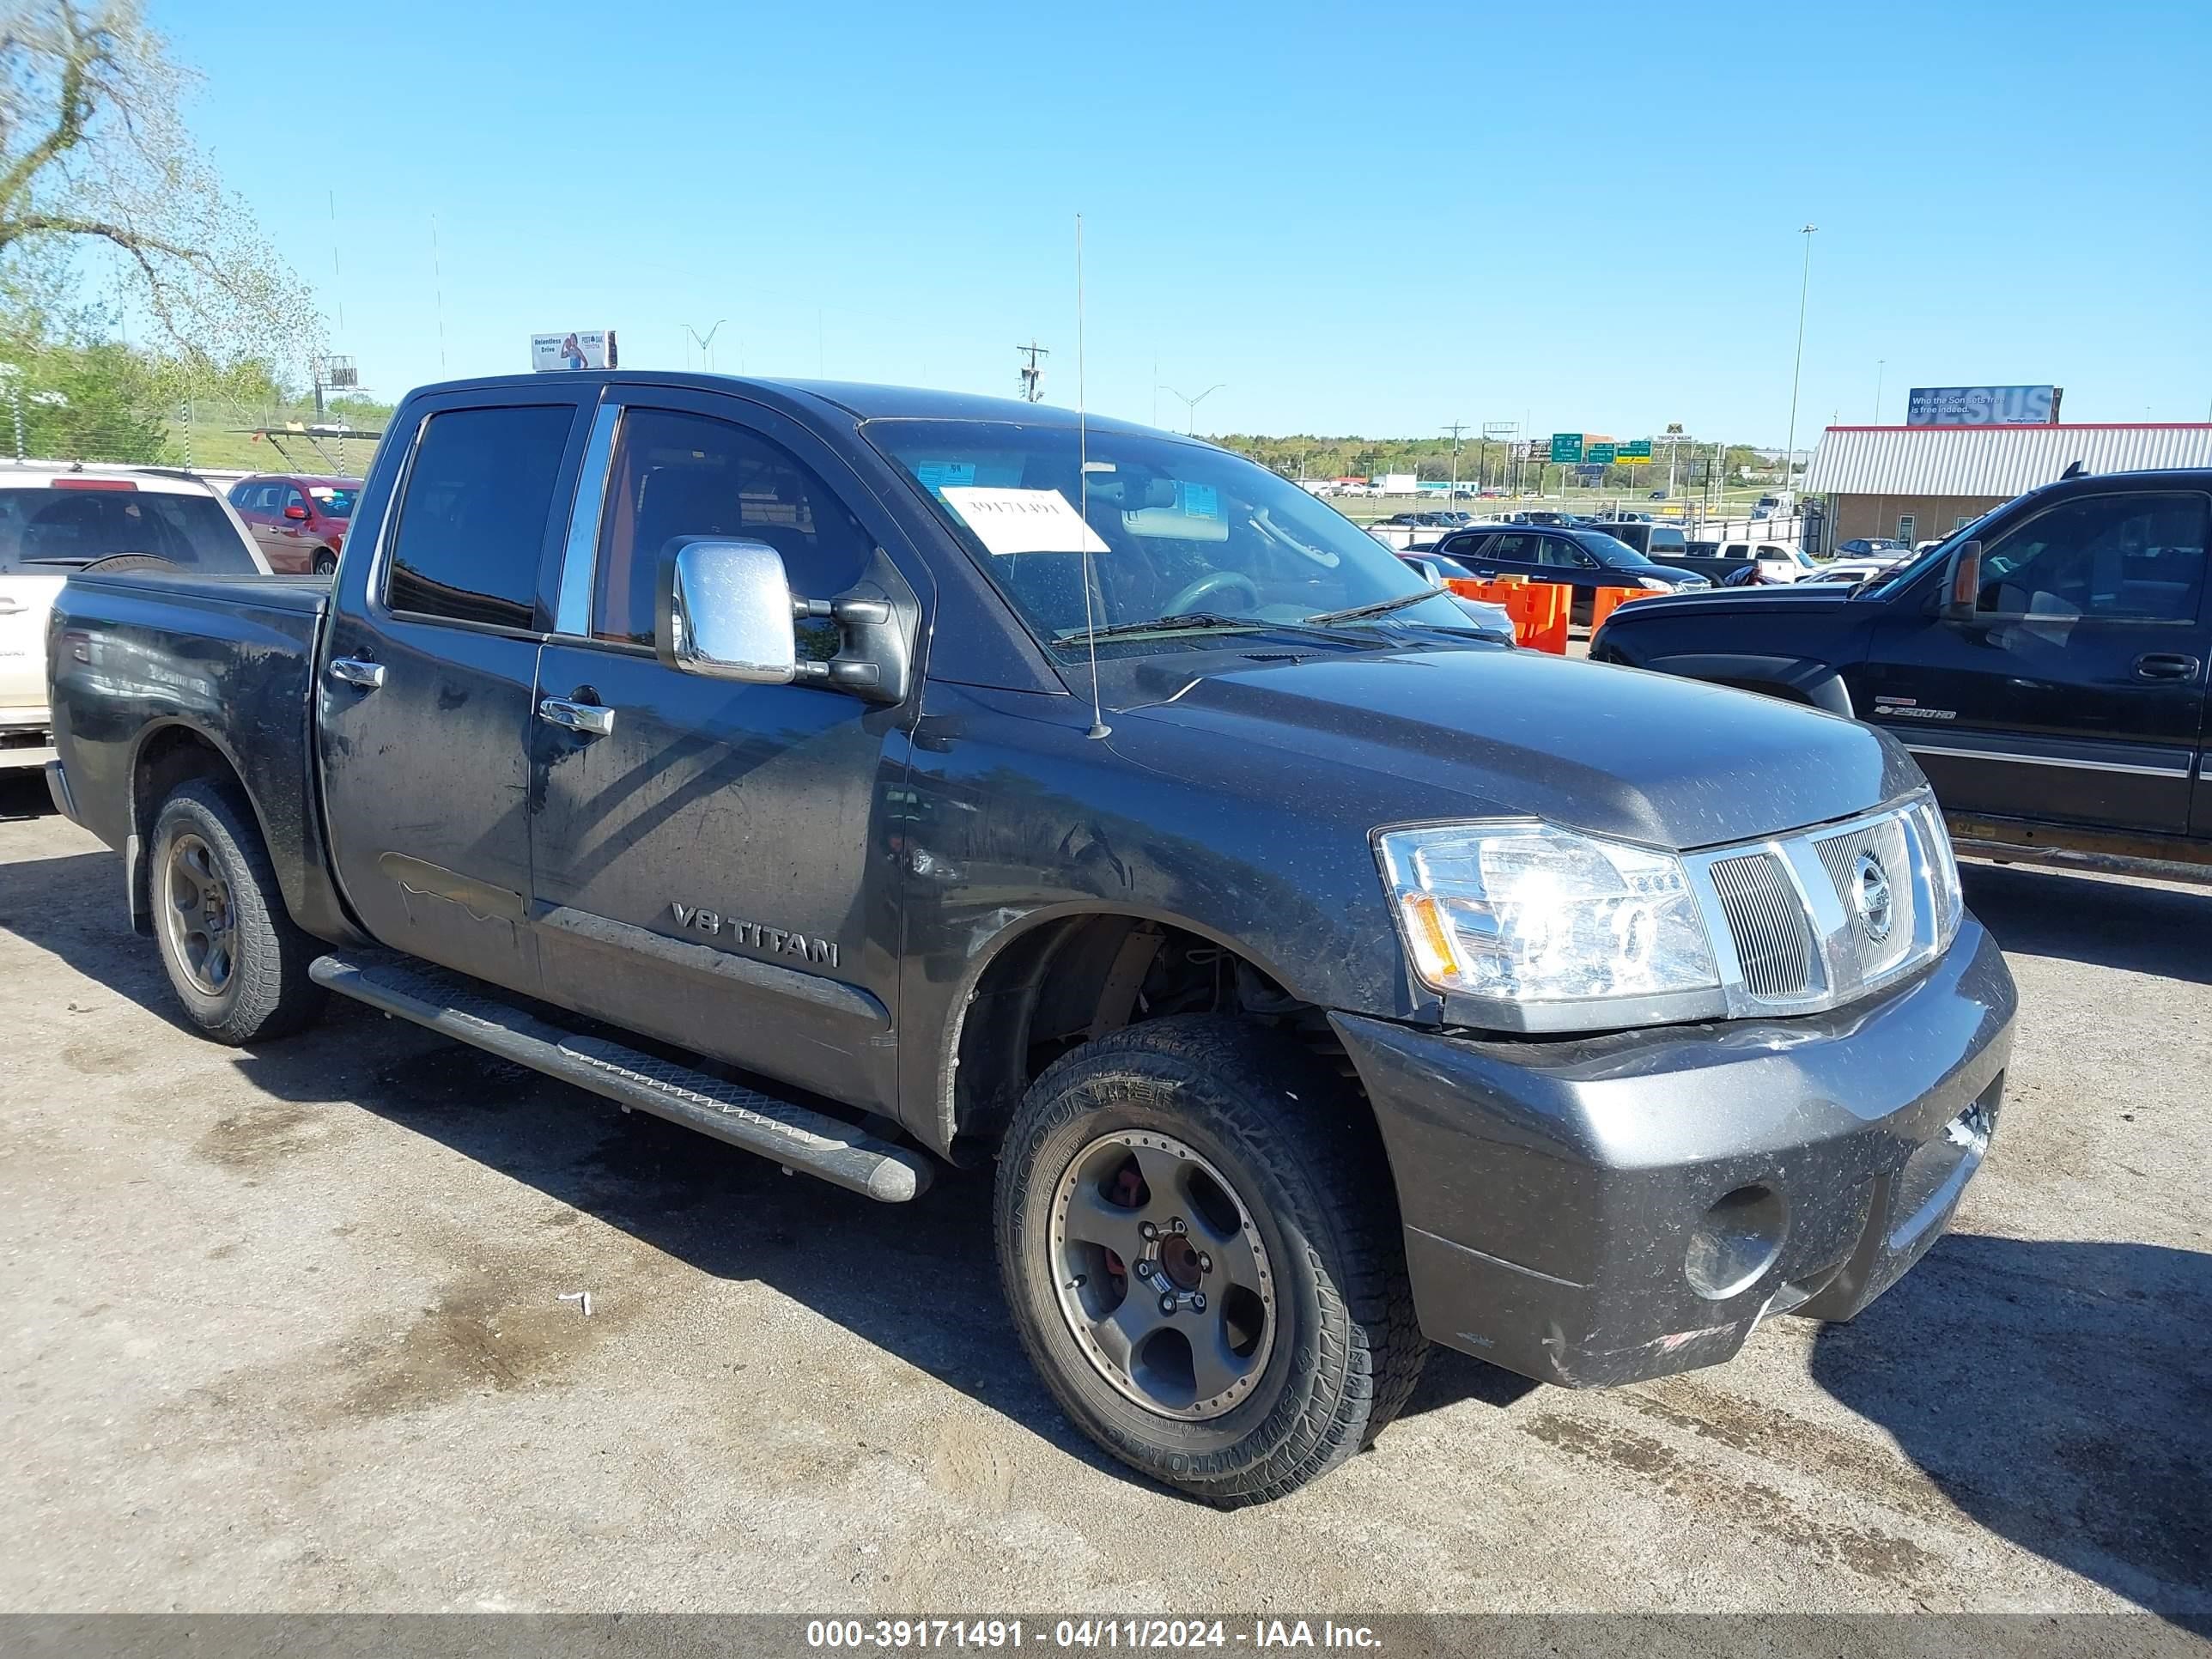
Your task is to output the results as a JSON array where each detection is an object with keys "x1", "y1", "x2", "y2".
[{"x1": 1332, "y1": 916, "x2": 2016, "y2": 1388}]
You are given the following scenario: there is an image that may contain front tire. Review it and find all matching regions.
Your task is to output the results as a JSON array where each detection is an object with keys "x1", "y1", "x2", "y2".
[
  {"x1": 312, "y1": 550, "x2": 338, "y2": 576},
  {"x1": 995, "y1": 1016, "x2": 1425, "y2": 1506},
  {"x1": 149, "y1": 780, "x2": 327, "y2": 1044}
]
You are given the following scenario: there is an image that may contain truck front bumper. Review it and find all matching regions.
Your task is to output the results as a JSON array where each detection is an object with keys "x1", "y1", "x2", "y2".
[{"x1": 1333, "y1": 916, "x2": 2016, "y2": 1388}]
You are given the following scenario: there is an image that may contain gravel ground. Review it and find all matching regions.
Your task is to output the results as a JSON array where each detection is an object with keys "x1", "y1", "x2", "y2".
[{"x1": 0, "y1": 770, "x2": 2204, "y2": 1618}]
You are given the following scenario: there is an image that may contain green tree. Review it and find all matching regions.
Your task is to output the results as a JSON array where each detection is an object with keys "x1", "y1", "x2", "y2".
[{"x1": 0, "y1": 0, "x2": 318, "y2": 374}]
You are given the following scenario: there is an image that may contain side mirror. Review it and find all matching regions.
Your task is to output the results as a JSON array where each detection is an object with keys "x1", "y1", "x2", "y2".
[
  {"x1": 1940, "y1": 540, "x2": 1983, "y2": 622},
  {"x1": 657, "y1": 538, "x2": 798, "y2": 684},
  {"x1": 284, "y1": 503, "x2": 308, "y2": 521}
]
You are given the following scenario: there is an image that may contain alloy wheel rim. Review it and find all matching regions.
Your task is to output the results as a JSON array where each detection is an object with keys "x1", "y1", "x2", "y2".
[
  {"x1": 1048, "y1": 1129, "x2": 1277, "y2": 1421},
  {"x1": 162, "y1": 832, "x2": 236, "y2": 997}
]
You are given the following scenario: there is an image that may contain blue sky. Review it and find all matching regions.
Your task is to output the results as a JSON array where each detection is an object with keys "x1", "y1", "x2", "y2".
[{"x1": 161, "y1": 0, "x2": 2209, "y2": 445}]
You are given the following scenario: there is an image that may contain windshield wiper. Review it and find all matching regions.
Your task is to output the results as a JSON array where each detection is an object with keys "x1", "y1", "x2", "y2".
[
  {"x1": 1302, "y1": 589, "x2": 1440, "y2": 626},
  {"x1": 1054, "y1": 612, "x2": 1265, "y2": 647}
]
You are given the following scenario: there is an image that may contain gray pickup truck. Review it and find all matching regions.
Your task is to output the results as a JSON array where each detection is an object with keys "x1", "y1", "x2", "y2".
[{"x1": 45, "y1": 372, "x2": 2015, "y2": 1505}]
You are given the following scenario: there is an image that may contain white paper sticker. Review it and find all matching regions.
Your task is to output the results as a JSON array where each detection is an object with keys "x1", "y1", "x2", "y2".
[{"x1": 941, "y1": 486, "x2": 1109, "y2": 556}]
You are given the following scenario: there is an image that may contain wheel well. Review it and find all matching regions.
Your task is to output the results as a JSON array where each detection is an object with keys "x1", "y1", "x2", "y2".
[
  {"x1": 130, "y1": 727, "x2": 250, "y2": 933},
  {"x1": 948, "y1": 915, "x2": 1353, "y2": 1158}
]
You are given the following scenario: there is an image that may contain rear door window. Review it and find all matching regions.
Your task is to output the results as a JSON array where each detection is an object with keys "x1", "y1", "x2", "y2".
[{"x1": 385, "y1": 405, "x2": 574, "y2": 629}]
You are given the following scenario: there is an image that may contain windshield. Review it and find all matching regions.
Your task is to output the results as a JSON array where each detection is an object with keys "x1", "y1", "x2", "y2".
[
  {"x1": 1571, "y1": 530, "x2": 1644, "y2": 566},
  {"x1": 867, "y1": 419, "x2": 1468, "y2": 647},
  {"x1": 0, "y1": 486, "x2": 261, "y2": 574},
  {"x1": 307, "y1": 486, "x2": 357, "y2": 515}
]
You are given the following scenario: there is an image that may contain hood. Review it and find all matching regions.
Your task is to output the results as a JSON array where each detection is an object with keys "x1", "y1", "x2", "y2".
[
  {"x1": 1605, "y1": 584, "x2": 1859, "y2": 623},
  {"x1": 1122, "y1": 643, "x2": 1917, "y2": 852}
]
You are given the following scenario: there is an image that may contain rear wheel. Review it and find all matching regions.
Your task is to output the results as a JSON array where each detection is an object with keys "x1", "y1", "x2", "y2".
[
  {"x1": 149, "y1": 780, "x2": 326, "y2": 1044},
  {"x1": 995, "y1": 1016, "x2": 1424, "y2": 1505}
]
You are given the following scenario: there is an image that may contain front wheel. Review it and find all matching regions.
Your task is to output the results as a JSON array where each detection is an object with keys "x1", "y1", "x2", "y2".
[
  {"x1": 312, "y1": 549, "x2": 338, "y2": 576},
  {"x1": 995, "y1": 1016, "x2": 1425, "y2": 1506},
  {"x1": 149, "y1": 780, "x2": 327, "y2": 1044}
]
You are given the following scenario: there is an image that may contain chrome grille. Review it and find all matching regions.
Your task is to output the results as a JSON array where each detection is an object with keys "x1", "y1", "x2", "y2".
[
  {"x1": 1708, "y1": 852, "x2": 1814, "y2": 1000},
  {"x1": 1686, "y1": 795, "x2": 1956, "y2": 1020},
  {"x1": 1812, "y1": 815, "x2": 1918, "y2": 980}
]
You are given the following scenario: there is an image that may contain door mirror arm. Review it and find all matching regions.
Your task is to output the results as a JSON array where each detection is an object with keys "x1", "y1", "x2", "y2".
[{"x1": 1938, "y1": 540, "x2": 1983, "y2": 623}]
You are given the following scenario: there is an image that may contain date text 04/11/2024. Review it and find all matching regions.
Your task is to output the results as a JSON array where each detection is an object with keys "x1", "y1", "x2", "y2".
[{"x1": 803, "y1": 1620, "x2": 1383, "y2": 1651}]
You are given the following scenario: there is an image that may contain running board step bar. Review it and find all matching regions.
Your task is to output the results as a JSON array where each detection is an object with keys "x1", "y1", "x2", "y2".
[{"x1": 310, "y1": 954, "x2": 932, "y2": 1203}]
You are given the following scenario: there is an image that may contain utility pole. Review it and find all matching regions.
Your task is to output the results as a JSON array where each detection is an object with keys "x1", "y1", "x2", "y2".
[
  {"x1": 1017, "y1": 341, "x2": 1049, "y2": 403},
  {"x1": 1443, "y1": 421, "x2": 1469, "y2": 498},
  {"x1": 1783, "y1": 223, "x2": 1817, "y2": 504}
]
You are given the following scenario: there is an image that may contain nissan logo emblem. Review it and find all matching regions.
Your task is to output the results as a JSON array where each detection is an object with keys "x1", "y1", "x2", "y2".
[{"x1": 1854, "y1": 852, "x2": 1894, "y2": 942}]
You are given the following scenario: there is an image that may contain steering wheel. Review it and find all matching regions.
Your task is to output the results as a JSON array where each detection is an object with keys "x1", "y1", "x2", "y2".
[{"x1": 1160, "y1": 569, "x2": 1260, "y2": 617}]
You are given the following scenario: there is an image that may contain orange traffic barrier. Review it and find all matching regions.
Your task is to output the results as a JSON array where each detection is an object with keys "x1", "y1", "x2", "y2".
[
  {"x1": 1587, "y1": 585, "x2": 1662, "y2": 633},
  {"x1": 1445, "y1": 578, "x2": 1571, "y2": 653}
]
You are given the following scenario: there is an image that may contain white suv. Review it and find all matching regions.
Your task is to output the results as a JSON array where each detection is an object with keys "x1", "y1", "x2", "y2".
[{"x1": 0, "y1": 465, "x2": 269, "y2": 748}]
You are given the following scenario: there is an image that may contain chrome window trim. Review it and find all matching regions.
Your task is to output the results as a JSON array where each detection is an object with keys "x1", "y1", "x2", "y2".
[
  {"x1": 553, "y1": 402, "x2": 623, "y2": 638},
  {"x1": 1903, "y1": 741, "x2": 2193, "y2": 781}
]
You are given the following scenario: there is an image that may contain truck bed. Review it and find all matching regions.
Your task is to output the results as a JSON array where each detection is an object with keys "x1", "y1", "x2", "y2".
[{"x1": 46, "y1": 570, "x2": 351, "y2": 939}]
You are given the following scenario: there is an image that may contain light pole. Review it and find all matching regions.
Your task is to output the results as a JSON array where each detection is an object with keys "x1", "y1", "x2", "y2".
[
  {"x1": 1874, "y1": 358, "x2": 1885, "y2": 422},
  {"x1": 683, "y1": 319, "x2": 727, "y2": 372},
  {"x1": 1783, "y1": 223, "x2": 1816, "y2": 505},
  {"x1": 1158, "y1": 383, "x2": 1224, "y2": 436}
]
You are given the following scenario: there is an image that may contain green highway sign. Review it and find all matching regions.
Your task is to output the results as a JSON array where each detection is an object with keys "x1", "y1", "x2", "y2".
[
  {"x1": 1549, "y1": 433, "x2": 1583, "y2": 464},
  {"x1": 1586, "y1": 442, "x2": 1618, "y2": 465},
  {"x1": 1619, "y1": 440, "x2": 1652, "y2": 459}
]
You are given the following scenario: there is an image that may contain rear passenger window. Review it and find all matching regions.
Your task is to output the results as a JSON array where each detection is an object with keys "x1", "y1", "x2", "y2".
[
  {"x1": 590, "y1": 408, "x2": 874, "y2": 649},
  {"x1": 386, "y1": 405, "x2": 574, "y2": 629}
]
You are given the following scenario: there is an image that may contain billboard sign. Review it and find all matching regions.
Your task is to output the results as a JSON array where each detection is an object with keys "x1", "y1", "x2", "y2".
[
  {"x1": 532, "y1": 329, "x2": 619, "y2": 372},
  {"x1": 1905, "y1": 385, "x2": 2060, "y2": 427}
]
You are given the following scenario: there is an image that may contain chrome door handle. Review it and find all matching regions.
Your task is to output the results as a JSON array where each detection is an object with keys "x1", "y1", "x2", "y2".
[
  {"x1": 0, "y1": 597, "x2": 23, "y2": 614},
  {"x1": 538, "y1": 696, "x2": 615, "y2": 737},
  {"x1": 328, "y1": 657, "x2": 386, "y2": 690}
]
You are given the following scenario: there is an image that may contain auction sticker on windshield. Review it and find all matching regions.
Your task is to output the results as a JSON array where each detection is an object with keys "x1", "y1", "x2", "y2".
[{"x1": 941, "y1": 487, "x2": 1109, "y2": 556}]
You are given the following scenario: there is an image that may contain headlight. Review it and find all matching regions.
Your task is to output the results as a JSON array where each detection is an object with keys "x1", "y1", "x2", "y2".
[
  {"x1": 1637, "y1": 575, "x2": 1671, "y2": 591},
  {"x1": 1376, "y1": 822, "x2": 1721, "y2": 1023}
]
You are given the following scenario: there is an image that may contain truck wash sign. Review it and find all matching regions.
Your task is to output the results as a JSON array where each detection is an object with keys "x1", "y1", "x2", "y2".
[{"x1": 1905, "y1": 385, "x2": 2061, "y2": 426}]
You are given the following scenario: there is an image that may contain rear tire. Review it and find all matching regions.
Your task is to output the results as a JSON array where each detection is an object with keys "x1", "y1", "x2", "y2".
[
  {"x1": 995, "y1": 1016, "x2": 1425, "y2": 1506},
  {"x1": 149, "y1": 780, "x2": 327, "y2": 1044}
]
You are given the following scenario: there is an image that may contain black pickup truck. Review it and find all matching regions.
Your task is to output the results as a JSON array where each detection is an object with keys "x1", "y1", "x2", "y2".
[
  {"x1": 1594, "y1": 469, "x2": 2212, "y2": 878},
  {"x1": 45, "y1": 372, "x2": 2014, "y2": 1505}
]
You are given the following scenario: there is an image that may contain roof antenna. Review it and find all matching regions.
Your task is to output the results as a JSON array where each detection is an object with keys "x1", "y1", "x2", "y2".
[
  {"x1": 2061, "y1": 459, "x2": 2086, "y2": 478},
  {"x1": 1075, "y1": 212, "x2": 1110, "y2": 740}
]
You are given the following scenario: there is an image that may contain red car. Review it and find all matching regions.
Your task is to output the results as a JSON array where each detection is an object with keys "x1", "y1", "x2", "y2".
[{"x1": 226, "y1": 474, "x2": 360, "y2": 574}]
